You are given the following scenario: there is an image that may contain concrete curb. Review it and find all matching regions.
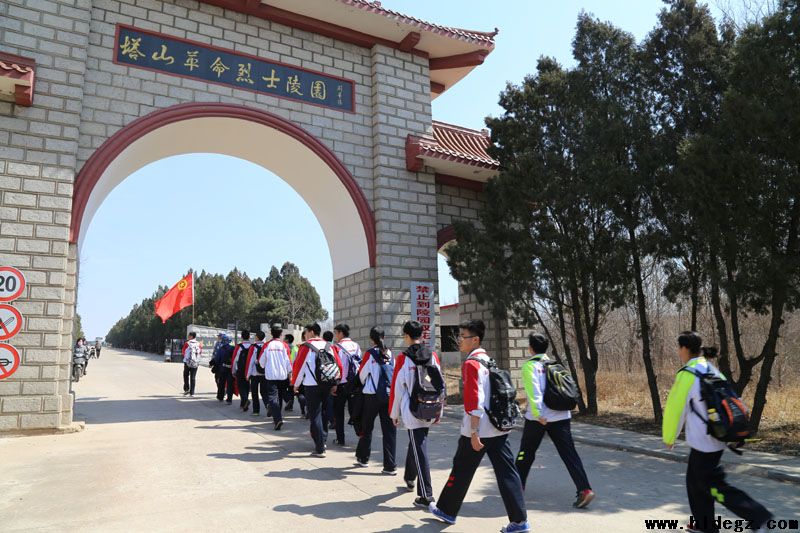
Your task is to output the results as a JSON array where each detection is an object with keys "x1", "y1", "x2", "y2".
[
  {"x1": 440, "y1": 407, "x2": 800, "y2": 485},
  {"x1": 570, "y1": 434, "x2": 800, "y2": 486}
]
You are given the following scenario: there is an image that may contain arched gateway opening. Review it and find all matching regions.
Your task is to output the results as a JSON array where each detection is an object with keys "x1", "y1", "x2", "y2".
[{"x1": 70, "y1": 103, "x2": 376, "y2": 279}]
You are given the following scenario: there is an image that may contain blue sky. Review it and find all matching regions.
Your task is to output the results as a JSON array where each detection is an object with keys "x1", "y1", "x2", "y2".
[{"x1": 78, "y1": 0, "x2": 716, "y2": 338}]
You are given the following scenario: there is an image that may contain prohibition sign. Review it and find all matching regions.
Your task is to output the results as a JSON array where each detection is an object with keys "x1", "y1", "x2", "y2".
[
  {"x1": 0, "y1": 266, "x2": 26, "y2": 302},
  {"x1": 0, "y1": 304, "x2": 22, "y2": 341},
  {"x1": 0, "y1": 344, "x2": 20, "y2": 380}
]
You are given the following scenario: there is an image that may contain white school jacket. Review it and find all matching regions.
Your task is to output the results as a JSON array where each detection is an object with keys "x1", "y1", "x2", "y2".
[
  {"x1": 461, "y1": 349, "x2": 506, "y2": 439},
  {"x1": 358, "y1": 347, "x2": 393, "y2": 395},
  {"x1": 258, "y1": 338, "x2": 292, "y2": 381}
]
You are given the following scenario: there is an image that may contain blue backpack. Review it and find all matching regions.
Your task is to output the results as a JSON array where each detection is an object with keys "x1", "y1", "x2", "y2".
[{"x1": 370, "y1": 348, "x2": 393, "y2": 403}]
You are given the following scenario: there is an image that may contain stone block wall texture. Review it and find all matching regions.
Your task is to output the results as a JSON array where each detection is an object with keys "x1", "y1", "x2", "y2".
[
  {"x1": 0, "y1": 0, "x2": 92, "y2": 430},
  {"x1": 0, "y1": 0, "x2": 515, "y2": 431}
]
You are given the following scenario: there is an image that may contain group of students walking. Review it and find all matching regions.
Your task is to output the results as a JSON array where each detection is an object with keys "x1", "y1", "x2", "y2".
[{"x1": 181, "y1": 321, "x2": 774, "y2": 533}]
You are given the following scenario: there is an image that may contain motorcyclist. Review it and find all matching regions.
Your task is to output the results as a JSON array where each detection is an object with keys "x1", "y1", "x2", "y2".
[{"x1": 73, "y1": 337, "x2": 89, "y2": 376}]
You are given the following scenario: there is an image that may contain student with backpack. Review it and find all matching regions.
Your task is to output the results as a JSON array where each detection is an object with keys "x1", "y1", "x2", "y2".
[
  {"x1": 245, "y1": 330, "x2": 268, "y2": 417},
  {"x1": 293, "y1": 323, "x2": 343, "y2": 457},
  {"x1": 323, "y1": 331, "x2": 337, "y2": 429},
  {"x1": 211, "y1": 334, "x2": 235, "y2": 404},
  {"x1": 516, "y1": 333, "x2": 594, "y2": 508},
  {"x1": 389, "y1": 320, "x2": 444, "y2": 507},
  {"x1": 231, "y1": 330, "x2": 253, "y2": 412},
  {"x1": 663, "y1": 331, "x2": 773, "y2": 533},
  {"x1": 430, "y1": 319, "x2": 530, "y2": 533},
  {"x1": 182, "y1": 331, "x2": 202, "y2": 397},
  {"x1": 259, "y1": 325, "x2": 292, "y2": 430},
  {"x1": 332, "y1": 323, "x2": 362, "y2": 446},
  {"x1": 282, "y1": 333, "x2": 300, "y2": 413},
  {"x1": 354, "y1": 326, "x2": 396, "y2": 473}
]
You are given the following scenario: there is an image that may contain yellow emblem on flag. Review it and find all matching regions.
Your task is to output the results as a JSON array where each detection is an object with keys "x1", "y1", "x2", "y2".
[{"x1": 177, "y1": 280, "x2": 188, "y2": 290}]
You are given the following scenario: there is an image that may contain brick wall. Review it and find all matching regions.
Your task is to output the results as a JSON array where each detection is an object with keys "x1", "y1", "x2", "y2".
[
  {"x1": 1, "y1": 0, "x2": 452, "y2": 430},
  {"x1": 0, "y1": 0, "x2": 92, "y2": 430}
]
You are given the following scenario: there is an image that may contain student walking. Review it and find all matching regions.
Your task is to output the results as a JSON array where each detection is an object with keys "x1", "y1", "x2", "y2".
[
  {"x1": 430, "y1": 319, "x2": 530, "y2": 533},
  {"x1": 283, "y1": 333, "x2": 299, "y2": 412},
  {"x1": 212, "y1": 334, "x2": 235, "y2": 403},
  {"x1": 293, "y1": 323, "x2": 343, "y2": 457},
  {"x1": 354, "y1": 326, "x2": 396, "y2": 473},
  {"x1": 260, "y1": 325, "x2": 292, "y2": 430},
  {"x1": 332, "y1": 323, "x2": 362, "y2": 446},
  {"x1": 246, "y1": 330, "x2": 268, "y2": 417},
  {"x1": 516, "y1": 333, "x2": 594, "y2": 507},
  {"x1": 182, "y1": 332, "x2": 201, "y2": 397},
  {"x1": 390, "y1": 320, "x2": 444, "y2": 507},
  {"x1": 232, "y1": 330, "x2": 253, "y2": 412},
  {"x1": 663, "y1": 331, "x2": 773, "y2": 533}
]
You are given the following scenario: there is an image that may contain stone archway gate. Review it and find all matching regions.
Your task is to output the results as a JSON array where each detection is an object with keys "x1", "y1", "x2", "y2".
[{"x1": 0, "y1": 0, "x2": 525, "y2": 432}]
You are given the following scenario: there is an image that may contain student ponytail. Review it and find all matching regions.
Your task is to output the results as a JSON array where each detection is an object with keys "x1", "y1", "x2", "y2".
[
  {"x1": 701, "y1": 346, "x2": 718, "y2": 359},
  {"x1": 370, "y1": 326, "x2": 386, "y2": 356}
]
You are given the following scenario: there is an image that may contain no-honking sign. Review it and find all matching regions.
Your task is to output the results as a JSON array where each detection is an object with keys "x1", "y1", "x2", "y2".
[{"x1": 0, "y1": 344, "x2": 20, "y2": 380}]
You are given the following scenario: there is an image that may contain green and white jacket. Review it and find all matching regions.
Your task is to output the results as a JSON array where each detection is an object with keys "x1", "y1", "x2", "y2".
[
  {"x1": 662, "y1": 356, "x2": 726, "y2": 453},
  {"x1": 521, "y1": 354, "x2": 571, "y2": 423}
]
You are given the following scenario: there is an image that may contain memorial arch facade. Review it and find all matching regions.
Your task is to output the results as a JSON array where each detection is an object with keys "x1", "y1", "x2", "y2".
[{"x1": 0, "y1": 0, "x2": 525, "y2": 432}]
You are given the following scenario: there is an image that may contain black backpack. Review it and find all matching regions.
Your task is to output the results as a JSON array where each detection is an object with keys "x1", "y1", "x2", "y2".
[
  {"x1": 307, "y1": 341, "x2": 341, "y2": 386},
  {"x1": 682, "y1": 366, "x2": 751, "y2": 446},
  {"x1": 541, "y1": 359, "x2": 579, "y2": 411},
  {"x1": 337, "y1": 343, "x2": 362, "y2": 392},
  {"x1": 235, "y1": 343, "x2": 249, "y2": 377},
  {"x1": 468, "y1": 356, "x2": 520, "y2": 432},
  {"x1": 252, "y1": 343, "x2": 267, "y2": 374},
  {"x1": 409, "y1": 348, "x2": 446, "y2": 421}
]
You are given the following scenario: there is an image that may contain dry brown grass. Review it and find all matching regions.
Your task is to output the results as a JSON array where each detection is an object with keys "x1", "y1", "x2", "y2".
[{"x1": 574, "y1": 370, "x2": 800, "y2": 456}]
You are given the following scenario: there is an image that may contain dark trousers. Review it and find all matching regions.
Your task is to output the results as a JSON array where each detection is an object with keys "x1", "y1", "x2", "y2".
[
  {"x1": 404, "y1": 427, "x2": 433, "y2": 500},
  {"x1": 297, "y1": 386, "x2": 307, "y2": 414},
  {"x1": 305, "y1": 384, "x2": 333, "y2": 453},
  {"x1": 355, "y1": 394, "x2": 396, "y2": 470},
  {"x1": 216, "y1": 367, "x2": 234, "y2": 401},
  {"x1": 687, "y1": 449, "x2": 771, "y2": 532},
  {"x1": 515, "y1": 418, "x2": 591, "y2": 492},
  {"x1": 250, "y1": 375, "x2": 267, "y2": 414},
  {"x1": 265, "y1": 379, "x2": 283, "y2": 424},
  {"x1": 437, "y1": 434, "x2": 527, "y2": 523},
  {"x1": 237, "y1": 374, "x2": 250, "y2": 408},
  {"x1": 182, "y1": 364, "x2": 197, "y2": 394},
  {"x1": 281, "y1": 379, "x2": 293, "y2": 409},
  {"x1": 333, "y1": 387, "x2": 352, "y2": 443}
]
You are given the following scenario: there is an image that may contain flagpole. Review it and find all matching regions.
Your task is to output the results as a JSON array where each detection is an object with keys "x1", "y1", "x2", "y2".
[{"x1": 191, "y1": 269, "x2": 195, "y2": 326}]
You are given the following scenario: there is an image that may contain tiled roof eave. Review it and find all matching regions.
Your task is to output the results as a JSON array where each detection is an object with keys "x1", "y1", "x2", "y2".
[{"x1": 339, "y1": 0, "x2": 497, "y2": 47}]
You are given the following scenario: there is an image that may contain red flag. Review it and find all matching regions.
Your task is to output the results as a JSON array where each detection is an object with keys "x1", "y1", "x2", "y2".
[{"x1": 154, "y1": 273, "x2": 193, "y2": 323}]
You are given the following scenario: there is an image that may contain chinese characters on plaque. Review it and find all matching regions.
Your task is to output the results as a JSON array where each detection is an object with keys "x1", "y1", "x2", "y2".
[
  {"x1": 115, "y1": 25, "x2": 355, "y2": 112},
  {"x1": 411, "y1": 282, "x2": 436, "y2": 351}
]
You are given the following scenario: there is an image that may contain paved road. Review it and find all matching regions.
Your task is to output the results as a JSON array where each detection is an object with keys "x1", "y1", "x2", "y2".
[{"x1": 1, "y1": 348, "x2": 798, "y2": 532}]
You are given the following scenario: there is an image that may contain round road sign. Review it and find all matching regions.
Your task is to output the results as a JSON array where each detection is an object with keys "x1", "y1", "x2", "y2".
[
  {"x1": 0, "y1": 343, "x2": 20, "y2": 380},
  {"x1": 0, "y1": 304, "x2": 22, "y2": 341},
  {"x1": 0, "y1": 267, "x2": 26, "y2": 302}
]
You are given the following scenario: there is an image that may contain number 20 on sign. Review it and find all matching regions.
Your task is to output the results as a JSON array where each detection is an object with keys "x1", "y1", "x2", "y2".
[{"x1": 0, "y1": 267, "x2": 26, "y2": 302}]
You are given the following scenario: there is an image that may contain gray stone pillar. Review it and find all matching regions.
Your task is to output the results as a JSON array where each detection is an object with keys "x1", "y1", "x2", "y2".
[
  {"x1": 0, "y1": 0, "x2": 91, "y2": 431},
  {"x1": 369, "y1": 45, "x2": 438, "y2": 348}
]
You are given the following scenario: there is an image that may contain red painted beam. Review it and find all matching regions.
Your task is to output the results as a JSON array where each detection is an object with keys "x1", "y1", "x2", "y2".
[
  {"x1": 430, "y1": 81, "x2": 445, "y2": 94},
  {"x1": 437, "y1": 225, "x2": 457, "y2": 250},
  {"x1": 199, "y1": 0, "x2": 427, "y2": 58},
  {"x1": 435, "y1": 173, "x2": 486, "y2": 192},
  {"x1": 71, "y1": 103, "x2": 378, "y2": 268},
  {"x1": 429, "y1": 50, "x2": 490, "y2": 70},
  {"x1": 398, "y1": 31, "x2": 421, "y2": 52}
]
